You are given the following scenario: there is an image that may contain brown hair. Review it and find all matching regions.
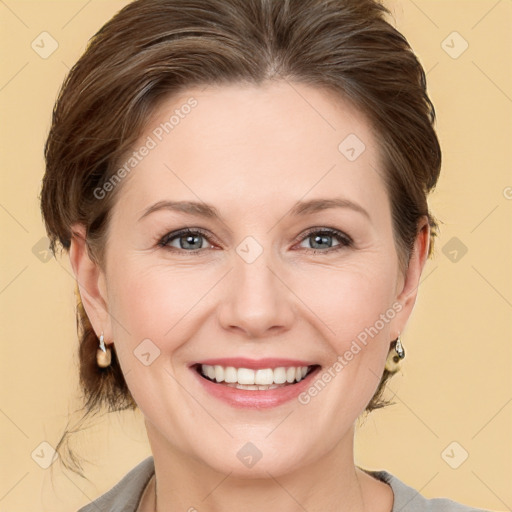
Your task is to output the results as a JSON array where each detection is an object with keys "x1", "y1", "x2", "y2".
[{"x1": 40, "y1": 0, "x2": 441, "y2": 476}]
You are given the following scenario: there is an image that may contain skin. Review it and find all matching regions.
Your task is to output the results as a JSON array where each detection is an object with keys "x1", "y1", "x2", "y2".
[{"x1": 69, "y1": 80, "x2": 430, "y2": 512}]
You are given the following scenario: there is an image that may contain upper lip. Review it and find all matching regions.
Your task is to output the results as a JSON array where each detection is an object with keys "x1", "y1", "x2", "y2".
[{"x1": 190, "y1": 358, "x2": 319, "y2": 370}]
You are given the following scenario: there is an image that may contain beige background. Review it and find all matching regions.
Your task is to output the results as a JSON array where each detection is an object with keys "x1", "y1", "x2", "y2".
[{"x1": 0, "y1": 0, "x2": 511, "y2": 510}]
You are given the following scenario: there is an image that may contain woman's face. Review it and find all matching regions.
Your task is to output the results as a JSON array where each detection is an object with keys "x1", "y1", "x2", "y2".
[{"x1": 73, "y1": 81, "x2": 428, "y2": 477}]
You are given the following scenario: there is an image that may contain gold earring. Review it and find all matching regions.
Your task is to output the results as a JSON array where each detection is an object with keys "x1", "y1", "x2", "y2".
[
  {"x1": 385, "y1": 333, "x2": 405, "y2": 373},
  {"x1": 97, "y1": 332, "x2": 112, "y2": 368}
]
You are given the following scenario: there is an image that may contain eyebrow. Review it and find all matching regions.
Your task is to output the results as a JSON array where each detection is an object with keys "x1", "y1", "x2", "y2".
[{"x1": 138, "y1": 197, "x2": 370, "y2": 222}]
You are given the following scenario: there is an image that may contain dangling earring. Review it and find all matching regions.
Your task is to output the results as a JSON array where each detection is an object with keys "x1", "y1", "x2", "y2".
[
  {"x1": 385, "y1": 333, "x2": 405, "y2": 372},
  {"x1": 395, "y1": 333, "x2": 405, "y2": 359},
  {"x1": 97, "y1": 332, "x2": 112, "y2": 368}
]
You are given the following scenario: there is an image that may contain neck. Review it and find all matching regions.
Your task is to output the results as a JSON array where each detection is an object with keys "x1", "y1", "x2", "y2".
[{"x1": 139, "y1": 422, "x2": 393, "y2": 512}]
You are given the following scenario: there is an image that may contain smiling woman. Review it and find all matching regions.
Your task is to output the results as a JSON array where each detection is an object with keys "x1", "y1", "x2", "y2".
[{"x1": 38, "y1": 1, "x2": 492, "y2": 511}]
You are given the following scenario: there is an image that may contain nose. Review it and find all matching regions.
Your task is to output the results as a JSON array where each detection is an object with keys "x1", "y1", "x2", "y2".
[{"x1": 217, "y1": 246, "x2": 295, "y2": 339}]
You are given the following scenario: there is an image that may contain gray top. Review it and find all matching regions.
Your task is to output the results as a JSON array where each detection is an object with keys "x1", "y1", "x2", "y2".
[{"x1": 77, "y1": 456, "x2": 493, "y2": 512}]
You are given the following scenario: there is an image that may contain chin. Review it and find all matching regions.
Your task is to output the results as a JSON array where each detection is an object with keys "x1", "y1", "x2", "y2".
[{"x1": 191, "y1": 436, "x2": 313, "y2": 480}]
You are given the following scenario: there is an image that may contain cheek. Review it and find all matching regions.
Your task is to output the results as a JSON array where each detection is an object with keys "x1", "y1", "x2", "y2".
[
  {"x1": 294, "y1": 269, "x2": 397, "y2": 414},
  {"x1": 105, "y1": 264, "x2": 204, "y2": 417},
  {"x1": 290, "y1": 259, "x2": 397, "y2": 343},
  {"x1": 107, "y1": 263, "x2": 197, "y2": 357},
  {"x1": 114, "y1": 256, "x2": 203, "y2": 316}
]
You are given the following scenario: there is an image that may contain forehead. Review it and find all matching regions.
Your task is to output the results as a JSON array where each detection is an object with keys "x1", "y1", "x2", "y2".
[{"x1": 111, "y1": 81, "x2": 387, "y2": 223}]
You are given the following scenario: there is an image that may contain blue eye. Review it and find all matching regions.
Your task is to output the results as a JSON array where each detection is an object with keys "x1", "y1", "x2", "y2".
[
  {"x1": 157, "y1": 227, "x2": 353, "y2": 255},
  {"x1": 297, "y1": 228, "x2": 353, "y2": 253},
  {"x1": 158, "y1": 229, "x2": 212, "y2": 253}
]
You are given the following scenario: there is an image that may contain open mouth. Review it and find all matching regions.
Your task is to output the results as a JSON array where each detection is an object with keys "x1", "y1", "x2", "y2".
[{"x1": 193, "y1": 364, "x2": 321, "y2": 391}]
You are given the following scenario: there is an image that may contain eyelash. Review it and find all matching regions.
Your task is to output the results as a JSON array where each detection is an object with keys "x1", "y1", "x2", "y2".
[{"x1": 157, "y1": 227, "x2": 353, "y2": 255}]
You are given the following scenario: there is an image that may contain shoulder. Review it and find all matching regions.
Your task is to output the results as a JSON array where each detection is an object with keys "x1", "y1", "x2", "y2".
[
  {"x1": 77, "y1": 456, "x2": 155, "y2": 512},
  {"x1": 362, "y1": 468, "x2": 495, "y2": 512}
]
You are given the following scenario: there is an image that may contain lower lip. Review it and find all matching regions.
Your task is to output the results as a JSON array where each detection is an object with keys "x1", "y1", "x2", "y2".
[{"x1": 191, "y1": 366, "x2": 321, "y2": 409}]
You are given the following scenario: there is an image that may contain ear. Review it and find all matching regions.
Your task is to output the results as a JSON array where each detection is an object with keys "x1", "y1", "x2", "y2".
[
  {"x1": 391, "y1": 216, "x2": 431, "y2": 337},
  {"x1": 68, "y1": 223, "x2": 113, "y2": 346}
]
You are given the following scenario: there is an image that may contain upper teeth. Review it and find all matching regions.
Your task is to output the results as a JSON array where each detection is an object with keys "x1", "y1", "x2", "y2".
[{"x1": 200, "y1": 365, "x2": 309, "y2": 385}]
